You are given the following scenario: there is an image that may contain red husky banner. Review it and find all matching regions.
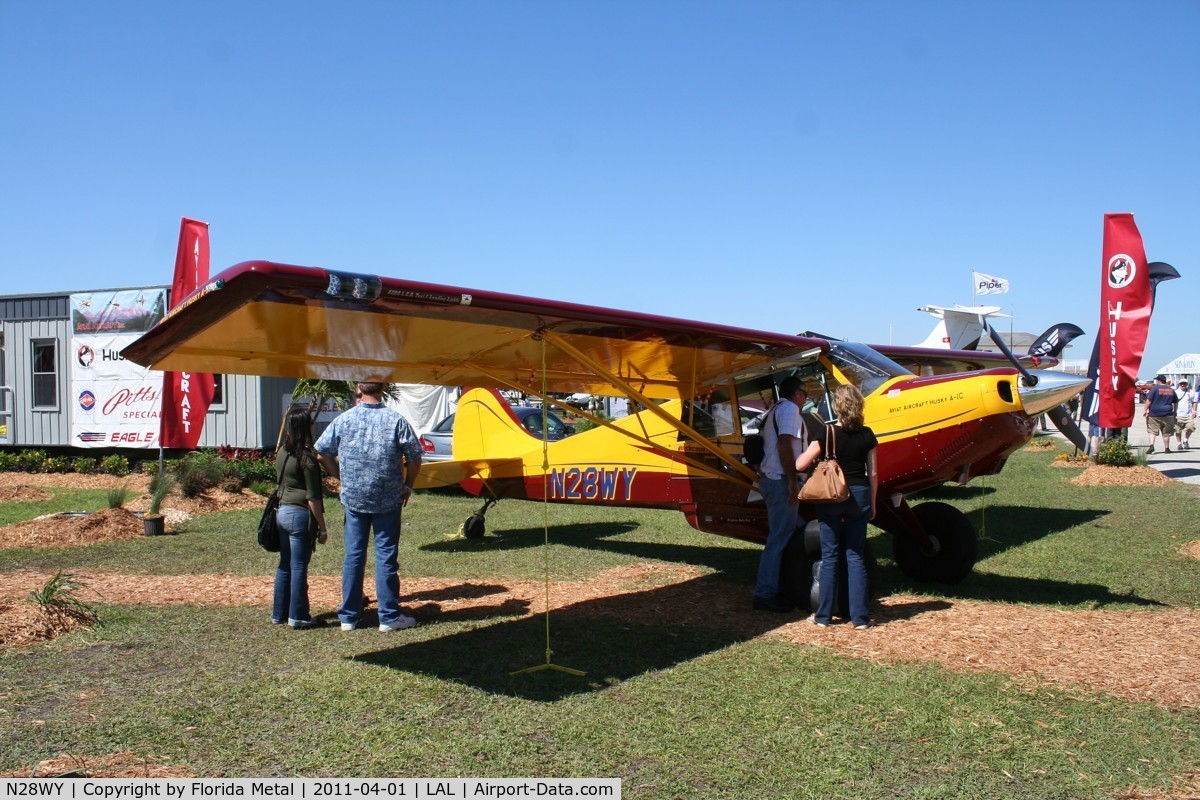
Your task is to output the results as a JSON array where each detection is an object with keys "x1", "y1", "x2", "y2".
[
  {"x1": 159, "y1": 218, "x2": 216, "y2": 449},
  {"x1": 1098, "y1": 213, "x2": 1151, "y2": 428}
]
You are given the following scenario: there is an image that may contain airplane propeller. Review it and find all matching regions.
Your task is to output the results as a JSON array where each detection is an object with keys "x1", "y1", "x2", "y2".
[{"x1": 984, "y1": 322, "x2": 1090, "y2": 452}]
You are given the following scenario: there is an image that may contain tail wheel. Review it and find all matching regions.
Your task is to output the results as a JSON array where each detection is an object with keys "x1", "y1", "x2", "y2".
[
  {"x1": 461, "y1": 513, "x2": 486, "y2": 540},
  {"x1": 892, "y1": 501, "x2": 977, "y2": 584}
]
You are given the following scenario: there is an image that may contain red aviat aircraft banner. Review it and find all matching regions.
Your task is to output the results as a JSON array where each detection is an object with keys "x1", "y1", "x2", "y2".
[
  {"x1": 159, "y1": 217, "x2": 216, "y2": 449},
  {"x1": 1098, "y1": 213, "x2": 1150, "y2": 428}
]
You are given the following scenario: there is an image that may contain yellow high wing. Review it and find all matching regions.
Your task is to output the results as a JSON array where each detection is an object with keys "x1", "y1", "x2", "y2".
[{"x1": 123, "y1": 261, "x2": 829, "y2": 481}]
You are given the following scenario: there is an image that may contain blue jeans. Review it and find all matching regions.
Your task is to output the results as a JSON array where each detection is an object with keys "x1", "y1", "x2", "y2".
[
  {"x1": 340, "y1": 507, "x2": 402, "y2": 627},
  {"x1": 814, "y1": 485, "x2": 872, "y2": 626},
  {"x1": 754, "y1": 476, "x2": 799, "y2": 599},
  {"x1": 273, "y1": 504, "x2": 312, "y2": 624}
]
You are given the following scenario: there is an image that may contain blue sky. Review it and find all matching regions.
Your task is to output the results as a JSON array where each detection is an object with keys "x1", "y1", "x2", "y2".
[{"x1": 1, "y1": 2, "x2": 1196, "y2": 375}]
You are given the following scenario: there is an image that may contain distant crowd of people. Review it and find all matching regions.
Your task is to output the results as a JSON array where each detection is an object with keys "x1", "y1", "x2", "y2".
[{"x1": 1144, "y1": 374, "x2": 1197, "y2": 454}]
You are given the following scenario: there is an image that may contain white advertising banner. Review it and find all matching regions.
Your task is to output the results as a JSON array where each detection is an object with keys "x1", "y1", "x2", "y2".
[{"x1": 69, "y1": 289, "x2": 167, "y2": 448}]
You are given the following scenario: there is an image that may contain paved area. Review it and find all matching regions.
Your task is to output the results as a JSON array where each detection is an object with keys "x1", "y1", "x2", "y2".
[{"x1": 1043, "y1": 409, "x2": 1200, "y2": 486}]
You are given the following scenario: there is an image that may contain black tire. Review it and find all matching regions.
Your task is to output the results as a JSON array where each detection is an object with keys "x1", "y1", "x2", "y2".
[
  {"x1": 779, "y1": 533, "x2": 816, "y2": 613},
  {"x1": 802, "y1": 518, "x2": 822, "y2": 556},
  {"x1": 462, "y1": 514, "x2": 486, "y2": 540},
  {"x1": 892, "y1": 501, "x2": 977, "y2": 584},
  {"x1": 811, "y1": 543, "x2": 876, "y2": 618}
]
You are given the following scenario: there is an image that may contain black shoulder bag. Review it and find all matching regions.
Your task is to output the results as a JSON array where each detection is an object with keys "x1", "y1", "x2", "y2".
[{"x1": 257, "y1": 453, "x2": 289, "y2": 552}]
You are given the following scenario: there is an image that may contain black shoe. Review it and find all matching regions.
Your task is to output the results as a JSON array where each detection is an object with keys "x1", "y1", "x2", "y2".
[{"x1": 752, "y1": 595, "x2": 794, "y2": 613}]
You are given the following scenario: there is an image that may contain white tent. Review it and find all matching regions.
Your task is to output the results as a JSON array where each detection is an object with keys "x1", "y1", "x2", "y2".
[
  {"x1": 1155, "y1": 353, "x2": 1200, "y2": 385},
  {"x1": 385, "y1": 384, "x2": 460, "y2": 433}
]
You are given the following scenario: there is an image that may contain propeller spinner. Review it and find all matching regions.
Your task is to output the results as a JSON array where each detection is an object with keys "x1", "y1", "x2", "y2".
[{"x1": 984, "y1": 322, "x2": 1090, "y2": 451}]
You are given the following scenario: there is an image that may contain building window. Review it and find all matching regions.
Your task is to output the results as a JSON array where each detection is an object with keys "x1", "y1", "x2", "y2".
[
  {"x1": 32, "y1": 339, "x2": 58, "y2": 409},
  {"x1": 210, "y1": 374, "x2": 225, "y2": 409}
]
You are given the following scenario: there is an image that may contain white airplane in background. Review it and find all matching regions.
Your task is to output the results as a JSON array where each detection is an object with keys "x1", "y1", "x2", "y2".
[{"x1": 914, "y1": 304, "x2": 1007, "y2": 351}]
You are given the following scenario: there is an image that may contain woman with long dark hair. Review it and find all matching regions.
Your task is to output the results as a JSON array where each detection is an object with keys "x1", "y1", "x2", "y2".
[
  {"x1": 272, "y1": 407, "x2": 328, "y2": 628},
  {"x1": 795, "y1": 384, "x2": 878, "y2": 629}
]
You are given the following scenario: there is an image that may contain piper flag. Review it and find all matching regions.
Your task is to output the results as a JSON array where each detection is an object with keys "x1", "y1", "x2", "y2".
[
  {"x1": 973, "y1": 271, "x2": 1010, "y2": 295},
  {"x1": 159, "y1": 218, "x2": 216, "y2": 449}
]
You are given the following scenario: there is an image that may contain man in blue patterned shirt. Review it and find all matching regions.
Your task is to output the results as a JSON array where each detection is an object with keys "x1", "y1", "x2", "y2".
[{"x1": 315, "y1": 381, "x2": 423, "y2": 632}]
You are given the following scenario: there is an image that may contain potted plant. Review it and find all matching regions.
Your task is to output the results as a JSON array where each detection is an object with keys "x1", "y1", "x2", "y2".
[{"x1": 143, "y1": 471, "x2": 175, "y2": 536}]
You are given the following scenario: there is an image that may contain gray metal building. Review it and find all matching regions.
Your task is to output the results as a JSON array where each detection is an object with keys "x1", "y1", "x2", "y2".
[{"x1": 0, "y1": 287, "x2": 296, "y2": 450}]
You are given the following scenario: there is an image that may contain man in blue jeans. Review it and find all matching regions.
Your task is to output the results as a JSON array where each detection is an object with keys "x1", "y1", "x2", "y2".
[
  {"x1": 752, "y1": 377, "x2": 809, "y2": 612},
  {"x1": 316, "y1": 381, "x2": 423, "y2": 632}
]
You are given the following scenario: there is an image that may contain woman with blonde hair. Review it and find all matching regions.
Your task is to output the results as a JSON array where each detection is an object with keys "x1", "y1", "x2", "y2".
[{"x1": 795, "y1": 384, "x2": 878, "y2": 628}]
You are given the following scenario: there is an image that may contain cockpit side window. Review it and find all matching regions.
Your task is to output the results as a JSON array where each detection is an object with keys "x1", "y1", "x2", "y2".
[{"x1": 825, "y1": 342, "x2": 912, "y2": 396}]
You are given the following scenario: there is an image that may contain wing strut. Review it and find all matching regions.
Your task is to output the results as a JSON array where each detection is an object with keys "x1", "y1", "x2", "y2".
[
  {"x1": 542, "y1": 331, "x2": 759, "y2": 483},
  {"x1": 471, "y1": 364, "x2": 755, "y2": 489}
]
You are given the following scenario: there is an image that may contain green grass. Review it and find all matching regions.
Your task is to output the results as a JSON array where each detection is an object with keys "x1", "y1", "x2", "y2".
[{"x1": 1, "y1": 450, "x2": 1198, "y2": 796}]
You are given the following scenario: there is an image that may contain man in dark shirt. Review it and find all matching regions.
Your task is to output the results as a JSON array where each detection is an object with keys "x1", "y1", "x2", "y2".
[{"x1": 1144, "y1": 374, "x2": 1178, "y2": 455}]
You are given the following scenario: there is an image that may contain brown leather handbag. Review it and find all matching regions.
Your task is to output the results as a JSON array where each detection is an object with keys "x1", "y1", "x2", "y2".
[{"x1": 799, "y1": 426, "x2": 850, "y2": 504}]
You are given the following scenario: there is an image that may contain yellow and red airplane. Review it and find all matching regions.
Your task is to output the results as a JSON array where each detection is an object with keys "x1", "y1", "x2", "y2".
[{"x1": 123, "y1": 261, "x2": 1088, "y2": 589}]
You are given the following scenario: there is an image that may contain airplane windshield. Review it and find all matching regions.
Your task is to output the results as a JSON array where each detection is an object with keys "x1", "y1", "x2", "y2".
[{"x1": 826, "y1": 342, "x2": 912, "y2": 395}]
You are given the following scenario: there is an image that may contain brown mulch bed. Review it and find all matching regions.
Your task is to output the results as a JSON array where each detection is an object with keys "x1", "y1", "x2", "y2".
[
  {"x1": 0, "y1": 486, "x2": 54, "y2": 502},
  {"x1": 1050, "y1": 458, "x2": 1090, "y2": 468},
  {"x1": 125, "y1": 487, "x2": 266, "y2": 515},
  {"x1": 0, "y1": 472, "x2": 151, "y2": 491},
  {"x1": 1071, "y1": 465, "x2": 1176, "y2": 487},
  {"x1": 0, "y1": 601, "x2": 89, "y2": 648},
  {"x1": 1, "y1": 565, "x2": 1198, "y2": 710},
  {"x1": 0, "y1": 485, "x2": 266, "y2": 550},
  {"x1": 0, "y1": 751, "x2": 192, "y2": 778},
  {"x1": 0, "y1": 508, "x2": 147, "y2": 549}
]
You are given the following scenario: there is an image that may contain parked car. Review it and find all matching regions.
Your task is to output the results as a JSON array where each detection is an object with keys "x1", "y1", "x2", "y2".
[{"x1": 418, "y1": 406, "x2": 575, "y2": 462}]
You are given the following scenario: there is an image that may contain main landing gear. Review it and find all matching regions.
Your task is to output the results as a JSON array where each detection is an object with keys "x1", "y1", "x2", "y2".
[
  {"x1": 780, "y1": 497, "x2": 978, "y2": 607},
  {"x1": 779, "y1": 520, "x2": 877, "y2": 615},
  {"x1": 884, "y1": 499, "x2": 978, "y2": 585}
]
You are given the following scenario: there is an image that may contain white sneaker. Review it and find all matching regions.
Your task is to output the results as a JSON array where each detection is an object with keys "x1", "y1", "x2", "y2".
[
  {"x1": 341, "y1": 622, "x2": 357, "y2": 632},
  {"x1": 379, "y1": 614, "x2": 417, "y2": 632}
]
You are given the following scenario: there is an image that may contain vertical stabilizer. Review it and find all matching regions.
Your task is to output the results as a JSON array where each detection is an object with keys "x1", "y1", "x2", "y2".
[
  {"x1": 915, "y1": 304, "x2": 1005, "y2": 350},
  {"x1": 452, "y1": 388, "x2": 542, "y2": 462}
]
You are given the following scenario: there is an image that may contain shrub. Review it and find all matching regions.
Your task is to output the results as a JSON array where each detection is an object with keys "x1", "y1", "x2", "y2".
[
  {"x1": 43, "y1": 455, "x2": 72, "y2": 473},
  {"x1": 572, "y1": 412, "x2": 611, "y2": 434},
  {"x1": 219, "y1": 476, "x2": 244, "y2": 493},
  {"x1": 230, "y1": 456, "x2": 276, "y2": 485},
  {"x1": 0, "y1": 451, "x2": 20, "y2": 472},
  {"x1": 17, "y1": 449, "x2": 47, "y2": 473},
  {"x1": 176, "y1": 452, "x2": 227, "y2": 498},
  {"x1": 1095, "y1": 438, "x2": 1135, "y2": 466},
  {"x1": 73, "y1": 456, "x2": 98, "y2": 474},
  {"x1": 100, "y1": 454, "x2": 130, "y2": 476},
  {"x1": 248, "y1": 480, "x2": 275, "y2": 497}
]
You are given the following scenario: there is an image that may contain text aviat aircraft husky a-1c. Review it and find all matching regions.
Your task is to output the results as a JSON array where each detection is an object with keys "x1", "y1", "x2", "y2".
[{"x1": 123, "y1": 261, "x2": 1090, "y2": 587}]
